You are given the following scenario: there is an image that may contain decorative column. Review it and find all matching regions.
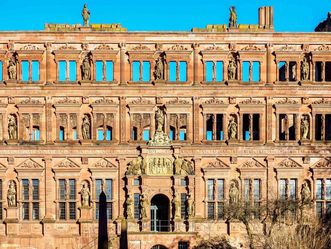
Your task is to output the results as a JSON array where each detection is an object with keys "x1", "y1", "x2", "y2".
[
  {"x1": 295, "y1": 114, "x2": 300, "y2": 141},
  {"x1": 139, "y1": 60, "x2": 143, "y2": 81},
  {"x1": 312, "y1": 61, "x2": 315, "y2": 82},
  {"x1": 193, "y1": 97, "x2": 200, "y2": 144},
  {"x1": 275, "y1": 113, "x2": 279, "y2": 142},
  {"x1": 66, "y1": 61, "x2": 69, "y2": 81},
  {"x1": 321, "y1": 62, "x2": 325, "y2": 82},
  {"x1": 193, "y1": 157, "x2": 203, "y2": 219},
  {"x1": 119, "y1": 97, "x2": 127, "y2": 144},
  {"x1": 249, "y1": 114, "x2": 253, "y2": 141},
  {"x1": 212, "y1": 114, "x2": 216, "y2": 140},
  {"x1": 193, "y1": 43, "x2": 200, "y2": 85},
  {"x1": 42, "y1": 156, "x2": 55, "y2": 223},
  {"x1": 119, "y1": 43, "x2": 127, "y2": 86},
  {"x1": 321, "y1": 114, "x2": 325, "y2": 141}
]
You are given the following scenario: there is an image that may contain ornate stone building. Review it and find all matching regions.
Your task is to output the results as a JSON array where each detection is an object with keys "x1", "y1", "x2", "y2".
[{"x1": 0, "y1": 5, "x2": 330, "y2": 249}]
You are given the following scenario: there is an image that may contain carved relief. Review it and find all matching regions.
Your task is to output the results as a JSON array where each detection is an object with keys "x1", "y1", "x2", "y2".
[
  {"x1": 131, "y1": 44, "x2": 151, "y2": 51},
  {"x1": 240, "y1": 159, "x2": 264, "y2": 168},
  {"x1": 227, "y1": 115, "x2": 237, "y2": 140},
  {"x1": 241, "y1": 44, "x2": 261, "y2": 51},
  {"x1": 20, "y1": 44, "x2": 40, "y2": 50},
  {"x1": 166, "y1": 98, "x2": 190, "y2": 105},
  {"x1": 7, "y1": 180, "x2": 16, "y2": 207},
  {"x1": 129, "y1": 97, "x2": 152, "y2": 105},
  {"x1": 95, "y1": 44, "x2": 113, "y2": 51},
  {"x1": 312, "y1": 98, "x2": 331, "y2": 104},
  {"x1": 313, "y1": 158, "x2": 331, "y2": 168},
  {"x1": 8, "y1": 114, "x2": 17, "y2": 140},
  {"x1": 174, "y1": 158, "x2": 194, "y2": 175},
  {"x1": 275, "y1": 98, "x2": 299, "y2": 104},
  {"x1": 80, "y1": 182, "x2": 90, "y2": 207},
  {"x1": 17, "y1": 159, "x2": 43, "y2": 169},
  {"x1": 93, "y1": 158, "x2": 117, "y2": 168},
  {"x1": 56, "y1": 97, "x2": 80, "y2": 105},
  {"x1": 82, "y1": 114, "x2": 91, "y2": 140},
  {"x1": 55, "y1": 159, "x2": 80, "y2": 168},
  {"x1": 239, "y1": 98, "x2": 263, "y2": 104},
  {"x1": 203, "y1": 98, "x2": 225, "y2": 105},
  {"x1": 206, "y1": 159, "x2": 230, "y2": 168},
  {"x1": 7, "y1": 53, "x2": 18, "y2": 80},
  {"x1": 278, "y1": 158, "x2": 301, "y2": 168}
]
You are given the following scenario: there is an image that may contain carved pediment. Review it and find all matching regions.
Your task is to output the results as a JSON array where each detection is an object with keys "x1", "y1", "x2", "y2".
[
  {"x1": 17, "y1": 159, "x2": 43, "y2": 169},
  {"x1": 313, "y1": 158, "x2": 331, "y2": 168},
  {"x1": 204, "y1": 45, "x2": 223, "y2": 51},
  {"x1": 241, "y1": 45, "x2": 261, "y2": 51},
  {"x1": 55, "y1": 97, "x2": 80, "y2": 105},
  {"x1": 92, "y1": 159, "x2": 117, "y2": 169},
  {"x1": 129, "y1": 97, "x2": 152, "y2": 105},
  {"x1": 166, "y1": 98, "x2": 190, "y2": 105},
  {"x1": 275, "y1": 98, "x2": 299, "y2": 104},
  {"x1": 20, "y1": 44, "x2": 40, "y2": 50},
  {"x1": 131, "y1": 44, "x2": 151, "y2": 51},
  {"x1": 54, "y1": 159, "x2": 80, "y2": 168},
  {"x1": 239, "y1": 98, "x2": 263, "y2": 105},
  {"x1": 278, "y1": 158, "x2": 302, "y2": 168},
  {"x1": 168, "y1": 44, "x2": 188, "y2": 51},
  {"x1": 207, "y1": 159, "x2": 230, "y2": 168},
  {"x1": 95, "y1": 44, "x2": 113, "y2": 51},
  {"x1": 59, "y1": 44, "x2": 77, "y2": 50},
  {"x1": 0, "y1": 163, "x2": 6, "y2": 169},
  {"x1": 203, "y1": 98, "x2": 225, "y2": 105},
  {"x1": 312, "y1": 98, "x2": 331, "y2": 105},
  {"x1": 93, "y1": 98, "x2": 115, "y2": 105},
  {"x1": 314, "y1": 45, "x2": 330, "y2": 51},
  {"x1": 241, "y1": 159, "x2": 264, "y2": 168}
]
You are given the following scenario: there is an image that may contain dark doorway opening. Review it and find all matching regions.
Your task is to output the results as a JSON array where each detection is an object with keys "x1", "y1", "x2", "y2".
[{"x1": 150, "y1": 194, "x2": 170, "y2": 232}]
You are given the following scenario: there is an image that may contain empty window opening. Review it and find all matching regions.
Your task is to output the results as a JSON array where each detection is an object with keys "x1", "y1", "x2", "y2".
[
  {"x1": 179, "y1": 128, "x2": 187, "y2": 141},
  {"x1": 278, "y1": 61, "x2": 286, "y2": 81},
  {"x1": 72, "y1": 128, "x2": 77, "y2": 140},
  {"x1": 326, "y1": 115, "x2": 331, "y2": 140},
  {"x1": 315, "y1": 114, "x2": 322, "y2": 140},
  {"x1": 252, "y1": 61, "x2": 260, "y2": 82},
  {"x1": 143, "y1": 128, "x2": 150, "y2": 141},
  {"x1": 206, "y1": 115, "x2": 213, "y2": 141},
  {"x1": 169, "y1": 126, "x2": 175, "y2": 141},
  {"x1": 169, "y1": 61, "x2": 187, "y2": 82},
  {"x1": 32, "y1": 126, "x2": 40, "y2": 141},
  {"x1": 326, "y1": 62, "x2": 331, "y2": 82},
  {"x1": 279, "y1": 114, "x2": 296, "y2": 141},
  {"x1": 59, "y1": 127, "x2": 65, "y2": 141},
  {"x1": 69, "y1": 61, "x2": 76, "y2": 81},
  {"x1": 32, "y1": 61, "x2": 40, "y2": 81},
  {"x1": 22, "y1": 60, "x2": 29, "y2": 81},
  {"x1": 289, "y1": 62, "x2": 297, "y2": 81},
  {"x1": 0, "y1": 61, "x2": 2, "y2": 80},
  {"x1": 58, "y1": 61, "x2": 66, "y2": 81},
  {"x1": 315, "y1": 62, "x2": 322, "y2": 82},
  {"x1": 179, "y1": 61, "x2": 187, "y2": 82},
  {"x1": 132, "y1": 127, "x2": 138, "y2": 141},
  {"x1": 131, "y1": 61, "x2": 150, "y2": 82},
  {"x1": 242, "y1": 61, "x2": 250, "y2": 82},
  {"x1": 205, "y1": 61, "x2": 223, "y2": 82}
]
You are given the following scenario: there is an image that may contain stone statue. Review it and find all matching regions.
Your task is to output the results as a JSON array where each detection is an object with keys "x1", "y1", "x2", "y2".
[
  {"x1": 156, "y1": 107, "x2": 165, "y2": 132},
  {"x1": 148, "y1": 107, "x2": 171, "y2": 146},
  {"x1": 229, "y1": 181, "x2": 239, "y2": 205},
  {"x1": 154, "y1": 57, "x2": 164, "y2": 80},
  {"x1": 82, "y1": 4, "x2": 90, "y2": 27},
  {"x1": 301, "y1": 115, "x2": 309, "y2": 140},
  {"x1": 140, "y1": 194, "x2": 148, "y2": 219},
  {"x1": 126, "y1": 194, "x2": 134, "y2": 219},
  {"x1": 229, "y1": 6, "x2": 237, "y2": 28},
  {"x1": 8, "y1": 57, "x2": 17, "y2": 80},
  {"x1": 7, "y1": 181, "x2": 16, "y2": 207},
  {"x1": 187, "y1": 194, "x2": 195, "y2": 218},
  {"x1": 291, "y1": 64, "x2": 297, "y2": 81},
  {"x1": 82, "y1": 115, "x2": 90, "y2": 139},
  {"x1": 228, "y1": 116, "x2": 237, "y2": 140},
  {"x1": 301, "y1": 182, "x2": 311, "y2": 204},
  {"x1": 81, "y1": 56, "x2": 91, "y2": 80},
  {"x1": 173, "y1": 192, "x2": 181, "y2": 219},
  {"x1": 126, "y1": 156, "x2": 145, "y2": 175},
  {"x1": 174, "y1": 158, "x2": 194, "y2": 175},
  {"x1": 8, "y1": 115, "x2": 17, "y2": 140},
  {"x1": 80, "y1": 183, "x2": 90, "y2": 207},
  {"x1": 228, "y1": 58, "x2": 237, "y2": 80},
  {"x1": 301, "y1": 57, "x2": 309, "y2": 81}
]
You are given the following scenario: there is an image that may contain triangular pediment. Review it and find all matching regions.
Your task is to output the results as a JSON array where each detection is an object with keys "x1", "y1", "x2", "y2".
[
  {"x1": 92, "y1": 159, "x2": 117, "y2": 169},
  {"x1": 16, "y1": 159, "x2": 43, "y2": 169},
  {"x1": 313, "y1": 158, "x2": 331, "y2": 168},
  {"x1": 278, "y1": 158, "x2": 302, "y2": 168},
  {"x1": 241, "y1": 158, "x2": 265, "y2": 168},
  {"x1": 207, "y1": 159, "x2": 230, "y2": 169},
  {"x1": 54, "y1": 158, "x2": 80, "y2": 168}
]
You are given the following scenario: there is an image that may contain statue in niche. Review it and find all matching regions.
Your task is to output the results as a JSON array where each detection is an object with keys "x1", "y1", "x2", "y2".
[
  {"x1": 291, "y1": 63, "x2": 297, "y2": 81},
  {"x1": 140, "y1": 194, "x2": 148, "y2": 219},
  {"x1": 173, "y1": 192, "x2": 181, "y2": 219},
  {"x1": 228, "y1": 57, "x2": 237, "y2": 80},
  {"x1": 300, "y1": 115, "x2": 309, "y2": 140},
  {"x1": 229, "y1": 6, "x2": 237, "y2": 28},
  {"x1": 301, "y1": 57, "x2": 310, "y2": 81},
  {"x1": 7, "y1": 181, "x2": 16, "y2": 207},
  {"x1": 174, "y1": 158, "x2": 194, "y2": 175},
  {"x1": 81, "y1": 56, "x2": 91, "y2": 80},
  {"x1": 301, "y1": 182, "x2": 311, "y2": 205},
  {"x1": 80, "y1": 183, "x2": 90, "y2": 207},
  {"x1": 154, "y1": 56, "x2": 164, "y2": 80},
  {"x1": 8, "y1": 115, "x2": 17, "y2": 140},
  {"x1": 227, "y1": 116, "x2": 237, "y2": 140},
  {"x1": 187, "y1": 194, "x2": 195, "y2": 218},
  {"x1": 8, "y1": 57, "x2": 17, "y2": 80},
  {"x1": 126, "y1": 156, "x2": 145, "y2": 175},
  {"x1": 82, "y1": 4, "x2": 90, "y2": 27},
  {"x1": 229, "y1": 181, "x2": 239, "y2": 205},
  {"x1": 148, "y1": 107, "x2": 170, "y2": 146},
  {"x1": 82, "y1": 115, "x2": 90, "y2": 139},
  {"x1": 126, "y1": 194, "x2": 134, "y2": 219},
  {"x1": 156, "y1": 107, "x2": 165, "y2": 132}
]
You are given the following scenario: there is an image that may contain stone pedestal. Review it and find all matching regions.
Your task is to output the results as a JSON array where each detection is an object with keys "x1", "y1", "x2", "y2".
[
  {"x1": 5, "y1": 80, "x2": 17, "y2": 86},
  {"x1": 187, "y1": 218, "x2": 195, "y2": 232},
  {"x1": 300, "y1": 139, "x2": 311, "y2": 145},
  {"x1": 153, "y1": 80, "x2": 166, "y2": 86},
  {"x1": 79, "y1": 207, "x2": 93, "y2": 223},
  {"x1": 6, "y1": 140, "x2": 18, "y2": 145},
  {"x1": 80, "y1": 139, "x2": 92, "y2": 145},
  {"x1": 127, "y1": 219, "x2": 140, "y2": 232},
  {"x1": 79, "y1": 27, "x2": 92, "y2": 32},
  {"x1": 174, "y1": 218, "x2": 183, "y2": 232},
  {"x1": 80, "y1": 80, "x2": 92, "y2": 85},
  {"x1": 141, "y1": 218, "x2": 149, "y2": 232},
  {"x1": 4, "y1": 207, "x2": 18, "y2": 224}
]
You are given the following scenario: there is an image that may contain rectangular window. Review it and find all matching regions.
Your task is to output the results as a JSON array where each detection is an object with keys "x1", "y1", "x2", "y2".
[
  {"x1": 69, "y1": 179, "x2": 76, "y2": 200},
  {"x1": 142, "y1": 61, "x2": 150, "y2": 81},
  {"x1": 217, "y1": 202, "x2": 224, "y2": 219},
  {"x1": 59, "y1": 127, "x2": 65, "y2": 141},
  {"x1": 106, "y1": 61, "x2": 114, "y2": 81},
  {"x1": 207, "y1": 179, "x2": 214, "y2": 201},
  {"x1": 326, "y1": 179, "x2": 331, "y2": 200},
  {"x1": 132, "y1": 61, "x2": 140, "y2": 81},
  {"x1": 178, "y1": 242, "x2": 189, "y2": 249},
  {"x1": 69, "y1": 61, "x2": 76, "y2": 81},
  {"x1": 217, "y1": 179, "x2": 224, "y2": 200},
  {"x1": 315, "y1": 62, "x2": 322, "y2": 82},
  {"x1": 179, "y1": 129, "x2": 186, "y2": 141},
  {"x1": 22, "y1": 202, "x2": 29, "y2": 220},
  {"x1": 205, "y1": 61, "x2": 214, "y2": 82},
  {"x1": 73, "y1": 128, "x2": 77, "y2": 140},
  {"x1": 179, "y1": 61, "x2": 187, "y2": 82},
  {"x1": 279, "y1": 179, "x2": 286, "y2": 199},
  {"x1": 242, "y1": 61, "x2": 250, "y2": 82},
  {"x1": 106, "y1": 128, "x2": 112, "y2": 141},
  {"x1": 105, "y1": 179, "x2": 113, "y2": 201},
  {"x1": 216, "y1": 61, "x2": 224, "y2": 81},
  {"x1": 289, "y1": 179, "x2": 297, "y2": 200},
  {"x1": 97, "y1": 128, "x2": 104, "y2": 141},
  {"x1": 96, "y1": 61, "x2": 104, "y2": 81},
  {"x1": 32, "y1": 127, "x2": 40, "y2": 141},
  {"x1": 59, "y1": 179, "x2": 76, "y2": 220},
  {"x1": 326, "y1": 62, "x2": 331, "y2": 81},
  {"x1": 95, "y1": 179, "x2": 102, "y2": 219},
  {"x1": 133, "y1": 178, "x2": 140, "y2": 186},
  {"x1": 59, "y1": 179, "x2": 66, "y2": 200},
  {"x1": 69, "y1": 202, "x2": 76, "y2": 220},
  {"x1": 326, "y1": 115, "x2": 331, "y2": 141},
  {"x1": 107, "y1": 202, "x2": 112, "y2": 220},
  {"x1": 207, "y1": 202, "x2": 215, "y2": 219},
  {"x1": 169, "y1": 61, "x2": 177, "y2": 81},
  {"x1": 278, "y1": 61, "x2": 286, "y2": 81},
  {"x1": 253, "y1": 179, "x2": 261, "y2": 202},
  {"x1": 181, "y1": 193, "x2": 187, "y2": 219},
  {"x1": 181, "y1": 178, "x2": 187, "y2": 186},
  {"x1": 21, "y1": 60, "x2": 29, "y2": 81},
  {"x1": 58, "y1": 60, "x2": 66, "y2": 81},
  {"x1": 143, "y1": 129, "x2": 150, "y2": 141},
  {"x1": 32, "y1": 179, "x2": 39, "y2": 201},
  {"x1": 32, "y1": 203, "x2": 39, "y2": 220},
  {"x1": 316, "y1": 179, "x2": 323, "y2": 200},
  {"x1": 244, "y1": 179, "x2": 250, "y2": 202},
  {"x1": 59, "y1": 202, "x2": 66, "y2": 220},
  {"x1": 134, "y1": 193, "x2": 140, "y2": 219},
  {"x1": 252, "y1": 61, "x2": 260, "y2": 82},
  {"x1": 32, "y1": 61, "x2": 40, "y2": 81},
  {"x1": 22, "y1": 179, "x2": 29, "y2": 201}
]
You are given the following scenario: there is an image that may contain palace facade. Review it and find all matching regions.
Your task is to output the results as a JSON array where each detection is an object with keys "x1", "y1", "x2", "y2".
[{"x1": 0, "y1": 6, "x2": 331, "y2": 249}]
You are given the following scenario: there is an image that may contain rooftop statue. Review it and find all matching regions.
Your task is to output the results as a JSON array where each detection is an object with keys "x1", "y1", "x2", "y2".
[
  {"x1": 229, "y1": 6, "x2": 237, "y2": 28},
  {"x1": 82, "y1": 4, "x2": 90, "y2": 27}
]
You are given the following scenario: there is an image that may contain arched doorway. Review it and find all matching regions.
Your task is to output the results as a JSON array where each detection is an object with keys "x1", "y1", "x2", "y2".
[
  {"x1": 150, "y1": 194, "x2": 170, "y2": 232},
  {"x1": 151, "y1": 245, "x2": 167, "y2": 249}
]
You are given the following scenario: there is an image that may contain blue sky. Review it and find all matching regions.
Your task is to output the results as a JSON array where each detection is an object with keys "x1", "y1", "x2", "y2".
[{"x1": 0, "y1": 0, "x2": 328, "y2": 32}]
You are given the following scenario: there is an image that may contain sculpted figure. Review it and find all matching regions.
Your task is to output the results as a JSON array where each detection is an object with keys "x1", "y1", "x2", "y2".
[
  {"x1": 301, "y1": 115, "x2": 309, "y2": 140},
  {"x1": 7, "y1": 181, "x2": 16, "y2": 207},
  {"x1": 8, "y1": 115, "x2": 17, "y2": 140},
  {"x1": 80, "y1": 183, "x2": 90, "y2": 207},
  {"x1": 8, "y1": 58, "x2": 17, "y2": 80},
  {"x1": 187, "y1": 194, "x2": 195, "y2": 218},
  {"x1": 301, "y1": 57, "x2": 309, "y2": 81},
  {"x1": 229, "y1": 182, "x2": 239, "y2": 205},
  {"x1": 301, "y1": 182, "x2": 311, "y2": 204},
  {"x1": 81, "y1": 56, "x2": 91, "y2": 80},
  {"x1": 154, "y1": 57, "x2": 164, "y2": 80},
  {"x1": 291, "y1": 64, "x2": 297, "y2": 81},
  {"x1": 82, "y1": 115, "x2": 90, "y2": 139},
  {"x1": 126, "y1": 156, "x2": 144, "y2": 175},
  {"x1": 173, "y1": 192, "x2": 181, "y2": 219},
  {"x1": 140, "y1": 194, "x2": 148, "y2": 219},
  {"x1": 82, "y1": 4, "x2": 90, "y2": 27},
  {"x1": 228, "y1": 116, "x2": 237, "y2": 140},
  {"x1": 126, "y1": 194, "x2": 134, "y2": 219},
  {"x1": 156, "y1": 107, "x2": 165, "y2": 132},
  {"x1": 229, "y1": 6, "x2": 237, "y2": 28},
  {"x1": 228, "y1": 58, "x2": 237, "y2": 80}
]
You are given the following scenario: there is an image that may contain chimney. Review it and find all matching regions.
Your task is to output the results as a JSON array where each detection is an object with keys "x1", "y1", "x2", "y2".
[{"x1": 258, "y1": 6, "x2": 274, "y2": 30}]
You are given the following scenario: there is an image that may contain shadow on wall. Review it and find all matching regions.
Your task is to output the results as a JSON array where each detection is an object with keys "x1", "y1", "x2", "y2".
[{"x1": 98, "y1": 191, "x2": 108, "y2": 249}]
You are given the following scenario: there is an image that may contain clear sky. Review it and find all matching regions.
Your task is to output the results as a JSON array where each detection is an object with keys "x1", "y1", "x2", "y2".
[{"x1": 0, "y1": 0, "x2": 328, "y2": 32}]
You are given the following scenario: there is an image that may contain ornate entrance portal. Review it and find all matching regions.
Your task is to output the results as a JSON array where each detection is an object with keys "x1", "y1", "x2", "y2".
[{"x1": 150, "y1": 194, "x2": 170, "y2": 232}]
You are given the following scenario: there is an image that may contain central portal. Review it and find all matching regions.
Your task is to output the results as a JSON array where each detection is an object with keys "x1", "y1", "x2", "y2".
[{"x1": 150, "y1": 194, "x2": 170, "y2": 232}]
